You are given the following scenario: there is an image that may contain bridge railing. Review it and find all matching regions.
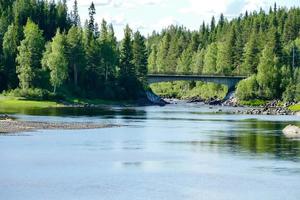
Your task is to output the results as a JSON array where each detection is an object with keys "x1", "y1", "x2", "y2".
[{"x1": 147, "y1": 71, "x2": 249, "y2": 77}]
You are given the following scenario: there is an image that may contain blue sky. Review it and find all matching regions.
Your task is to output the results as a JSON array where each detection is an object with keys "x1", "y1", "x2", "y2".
[{"x1": 66, "y1": 0, "x2": 299, "y2": 39}]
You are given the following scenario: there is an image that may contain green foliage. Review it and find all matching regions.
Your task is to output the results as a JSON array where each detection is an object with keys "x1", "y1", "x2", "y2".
[
  {"x1": 239, "y1": 99, "x2": 267, "y2": 106},
  {"x1": 191, "y1": 49, "x2": 206, "y2": 74},
  {"x1": 283, "y1": 67, "x2": 300, "y2": 102},
  {"x1": 16, "y1": 19, "x2": 45, "y2": 89},
  {"x1": 1, "y1": 2, "x2": 300, "y2": 102},
  {"x1": 2, "y1": 23, "x2": 19, "y2": 88},
  {"x1": 66, "y1": 25, "x2": 85, "y2": 87},
  {"x1": 145, "y1": 6, "x2": 300, "y2": 101},
  {"x1": 133, "y1": 31, "x2": 148, "y2": 85},
  {"x1": 203, "y1": 42, "x2": 218, "y2": 74},
  {"x1": 256, "y1": 45, "x2": 281, "y2": 99},
  {"x1": 148, "y1": 44, "x2": 157, "y2": 73},
  {"x1": 150, "y1": 81, "x2": 227, "y2": 100},
  {"x1": 119, "y1": 25, "x2": 139, "y2": 99},
  {"x1": 240, "y1": 30, "x2": 260, "y2": 75},
  {"x1": 236, "y1": 76, "x2": 258, "y2": 100},
  {"x1": 3, "y1": 88, "x2": 62, "y2": 101},
  {"x1": 289, "y1": 104, "x2": 300, "y2": 112},
  {"x1": 42, "y1": 30, "x2": 68, "y2": 93}
]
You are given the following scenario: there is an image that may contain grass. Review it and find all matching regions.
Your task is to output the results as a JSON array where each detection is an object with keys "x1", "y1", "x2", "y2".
[
  {"x1": 0, "y1": 95, "x2": 133, "y2": 110},
  {"x1": 238, "y1": 99, "x2": 267, "y2": 106},
  {"x1": 289, "y1": 104, "x2": 300, "y2": 112},
  {"x1": 0, "y1": 96, "x2": 62, "y2": 109}
]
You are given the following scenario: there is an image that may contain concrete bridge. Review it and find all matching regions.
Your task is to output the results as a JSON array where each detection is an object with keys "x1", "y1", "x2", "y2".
[{"x1": 147, "y1": 74, "x2": 247, "y2": 91}]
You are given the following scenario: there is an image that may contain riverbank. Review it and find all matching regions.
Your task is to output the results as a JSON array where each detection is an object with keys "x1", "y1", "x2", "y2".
[
  {"x1": 0, "y1": 95, "x2": 134, "y2": 109},
  {"x1": 0, "y1": 119, "x2": 117, "y2": 133},
  {"x1": 166, "y1": 97, "x2": 300, "y2": 115}
]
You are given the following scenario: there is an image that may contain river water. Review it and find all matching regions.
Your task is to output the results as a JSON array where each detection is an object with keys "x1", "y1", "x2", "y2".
[{"x1": 0, "y1": 103, "x2": 300, "y2": 200}]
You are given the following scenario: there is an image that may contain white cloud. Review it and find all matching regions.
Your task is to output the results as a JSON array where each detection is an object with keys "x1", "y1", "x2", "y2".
[
  {"x1": 242, "y1": 0, "x2": 268, "y2": 12},
  {"x1": 180, "y1": 0, "x2": 234, "y2": 16},
  {"x1": 68, "y1": 0, "x2": 163, "y2": 8},
  {"x1": 95, "y1": 13, "x2": 126, "y2": 27},
  {"x1": 153, "y1": 16, "x2": 179, "y2": 31}
]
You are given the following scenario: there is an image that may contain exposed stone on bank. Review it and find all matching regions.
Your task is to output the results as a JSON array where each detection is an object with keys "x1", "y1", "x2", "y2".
[
  {"x1": 0, "y1": 120, "x2": 117, "y2": 133},
  {"x1": 283, "y1": 125, "x2": 300, "y2": 138},
  {"x1": 144, "y1": 90, "x2": 169, "y2": 106}
]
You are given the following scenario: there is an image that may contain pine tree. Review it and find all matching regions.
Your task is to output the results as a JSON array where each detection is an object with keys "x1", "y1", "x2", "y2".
[
  {"x1": 70, "y1": 0, "x2": 80, "y2": 26},
  {"x1": 216, "y1": 25, "x2": 235, "y2": 75},
  {"x1": 240, "y1": 30, "x2": 260, "y2": 75},
  {"x1": 203, "y1": 43, "x2": 218, "y2": 74},
  {"x1": 148, "y1": 44, "x2": 158, "y2": 73},
  {"x1": 66, "y1": 25, "x2": 85, "y2": 87},
  {"x1": 133, "y1": 31, "x2": 148, "y2": 85},
  {"x1": 119, "y1": 25, "x2": 137, "y2": 98},
  {"x1": 177, "y1": 47, "x2": 193, "y2": 74},
  {"x1": 42, "y1": 30, "x2": 68, "y2": 93},
  {"x1": 191, "y1": 48, "x2": 206, "y2": 74},
  {"x1": 88, "y1": 2, "x2": 96, "y2": 34},
  {"x1": 156, "y1": 33, "x2": 170, "y2": 73},
  {"x1": 98, "y1": 20, "x2": 117, "y2": 83}
]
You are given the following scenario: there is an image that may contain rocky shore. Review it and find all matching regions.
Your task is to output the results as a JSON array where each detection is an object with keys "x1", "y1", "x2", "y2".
[
  {"x1": 0, "y1": 117, "x2": 117, "y2": 134},
  {"x1": 231, "y1": 100, "x2": 296, "y2": 115},
  {"x1": 174, "y1": 97, "x2": 298, "y2": 115}
]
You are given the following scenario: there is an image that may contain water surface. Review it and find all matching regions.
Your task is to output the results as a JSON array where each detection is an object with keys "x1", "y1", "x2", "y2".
[{"x1": 1, "y1": 103, "x2": 300, "y2": 200}]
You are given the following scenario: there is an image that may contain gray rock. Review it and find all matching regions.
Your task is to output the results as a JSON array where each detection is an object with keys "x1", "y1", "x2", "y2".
[{"x1": 283, "y1": 125, "x2": 300, "y2": 138}]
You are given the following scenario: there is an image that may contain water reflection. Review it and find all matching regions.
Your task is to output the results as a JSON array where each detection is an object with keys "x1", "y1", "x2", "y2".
[
  {"x1": 1, "y1": 104, "x2": 300, "y2": 200},
  {"x1": 0, "y1": 106, "x2": 147, "y2": 118},
  {"x1": 167, "y1": 119, "x2": 300, "y2": 161}
]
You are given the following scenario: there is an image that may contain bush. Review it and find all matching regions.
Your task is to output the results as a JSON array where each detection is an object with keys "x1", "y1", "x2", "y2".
[
  {"x1": 150, "y1": 81, "x2": 227, "y2": 100},
  {"x1": 3, "y1": 88, "x2": 64, "y2": 101},
  {"x1": 236, "y1": 75, "x2": 258, "y2": 100}
]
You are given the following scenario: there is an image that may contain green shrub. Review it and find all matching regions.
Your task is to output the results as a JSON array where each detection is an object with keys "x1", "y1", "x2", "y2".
[
  {"x1": 150, "y1": 81, "x2": 227, "y2": 100},
  {"x1": 236, "y1": 75, "x2": 258, "y2": 100},
  {"x1": 3, "y1": 88, "x2": 64, "y2": 101}
]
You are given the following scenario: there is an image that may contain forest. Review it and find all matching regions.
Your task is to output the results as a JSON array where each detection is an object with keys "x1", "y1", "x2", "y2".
[
  {"x1": 148, "y1": 3, "x2": 300, "y2": 102},
  {"x1": 0, "y1": 0, "x2": 148, "y2": 100},
  {"x1": 0, "y1": 0, "x2": 299, "y2": 102}
]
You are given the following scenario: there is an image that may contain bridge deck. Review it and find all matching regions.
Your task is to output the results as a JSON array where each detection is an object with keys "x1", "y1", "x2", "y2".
[
  {"x1": 147, "y1": 74, "x2": 247, "y2": 79},
  {"x1": 147, "y1": 74, "x2": 247, "y2": 91}
]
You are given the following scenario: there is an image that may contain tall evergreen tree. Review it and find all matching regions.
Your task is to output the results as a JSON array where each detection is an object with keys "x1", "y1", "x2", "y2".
[
  {"x1": 133, "y1": 31, "x2": 148, "y2": 85},
  {"x1": 148, "y1": 44, "x2": 158, "y2": 73},
  {"x1": 156, "y1": 33, "x2": 170, "y2": 72},
  {"x1": 119, "y1": 25, "x2": 137, "y2": 98},
  {"x1": 88, "y1": 2, "x2": 96, "y2": 34},
  {"x1": 203, "y1": 43, "x2": 218, "y2": 74},
  {"x1": 70, "y1": 0, "x2": 80, "y2": 27},
  {"x1": 66, "y1": 26, "x2": 85, "y2": 87},
  {"x1": 240, "y1": 30, "x2": 260, "y2": 75}
]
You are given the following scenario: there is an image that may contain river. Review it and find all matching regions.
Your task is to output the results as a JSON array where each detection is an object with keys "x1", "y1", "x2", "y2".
[{"x1": 0, "y1": 102, "x2": 300, "y2": 200}]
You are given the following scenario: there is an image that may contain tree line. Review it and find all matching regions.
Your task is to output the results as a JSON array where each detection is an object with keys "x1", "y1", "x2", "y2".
[
  {"x1": 0, "y1": 0, "x2": 148, "y2": 100},
  {"x1": 147, "y1": 4, "x2": 300, "y2": 102},
  {"x1": 0, "y1": 1, "x2": 299, "y2": 102}
]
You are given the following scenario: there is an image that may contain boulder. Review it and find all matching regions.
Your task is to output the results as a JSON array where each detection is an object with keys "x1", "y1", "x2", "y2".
[{"x1": 283, "y1": 125, "x2": 300, "y2": 138}]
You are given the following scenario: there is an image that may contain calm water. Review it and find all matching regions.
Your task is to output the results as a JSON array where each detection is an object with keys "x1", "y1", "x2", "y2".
[{"x1": 1, "y1": 103, "x2": 300, "y2": 200}]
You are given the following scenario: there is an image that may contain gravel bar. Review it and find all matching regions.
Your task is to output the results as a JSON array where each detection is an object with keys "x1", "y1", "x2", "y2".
[{"x1": 0, "y1": 120, "x2": 117, "y2": 133}]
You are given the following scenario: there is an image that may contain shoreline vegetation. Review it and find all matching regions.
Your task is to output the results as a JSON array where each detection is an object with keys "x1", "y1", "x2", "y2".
[{"x1": 1, "y1": 94, "x2": 299, "y2": 114}]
